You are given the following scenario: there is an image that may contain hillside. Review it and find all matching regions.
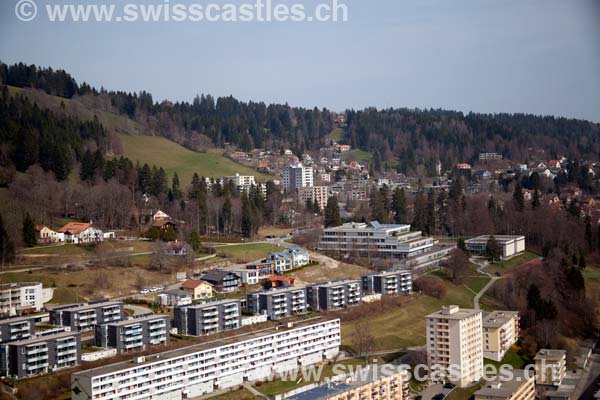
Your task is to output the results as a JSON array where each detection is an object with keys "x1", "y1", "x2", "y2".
[{"x1": 117, "y1": 134, "x2": 267, "y2": 183}]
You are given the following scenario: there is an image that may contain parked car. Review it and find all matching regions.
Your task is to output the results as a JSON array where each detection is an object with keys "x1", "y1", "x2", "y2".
[{"x1": 139, "y1": 289, "x2": 149, "y2": 295}]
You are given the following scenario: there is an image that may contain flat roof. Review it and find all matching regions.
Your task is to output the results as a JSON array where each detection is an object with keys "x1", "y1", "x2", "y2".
[
  {"x1": 535, "y1": 349, "x2": 567, "y2": 361},
  {"x1": 8, "y1": 330, "x2": 79, "y2": 346},
  {"x1": 0, "y1": 282, "x2": 41, "y2": 289},
  {"x1": 482, "y1": 311, "x2": 519, "y2": 328},
  {"x1": 465, "y1": 235, "x2": 525, "y2": 244},
  {"x1": 426, "y1": 306, "x2": 481, "y2": 321},
  {"x1": 74, "y1": 317, "x2": 339, "y2": 379},
  {"x1": 0, "y1": 313, "x2": 48, "y2": 324},
  {"x1": 249, "y1": 286, "x2": 307, "y2": 295},
  {"x1": 48, "y1": 301, "x2": 123, "y2": 313},
  {"x1": 474, "y1": 370, "x2": 532, "y2": 398},
  {"x1": 101, "y1": 314, "x2": 170, "y2": 327},
  {"x1": 181, "y1": 298, "x2": 241, "y2": 308},
  {"x1": 311, "y1": 279, "x2": 361, "y2": 288}
]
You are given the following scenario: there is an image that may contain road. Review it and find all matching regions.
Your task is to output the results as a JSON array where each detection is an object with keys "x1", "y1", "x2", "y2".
[{"x1": 470, "y1": 257, "x2": 502, "y2": 310}]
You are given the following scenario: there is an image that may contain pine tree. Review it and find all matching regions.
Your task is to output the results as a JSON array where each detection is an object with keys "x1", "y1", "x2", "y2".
[
  {"x1": 22, "y1": 213, "x2": 37, "y2": 247},
  {"x1": 80, "y1": 150, "x2": 96, "y2": 181},
  {"x1": 426, "y1": 190, "x2": 436, "y2": 235},
  {"x1": 486, "y1": 235, "x2": 500, "y2": 263},
  {"x1": 0, "y1": 214, "x2": 15, "y2": 267},
  {"x1": 531, "y1": 189, "x2": 540, "y2": 209},
  {"x1": 241, "y1": 194, "x2": 255, "y2": 238},
  {"x1": 391, "y1": 188, "x2": 407, "y2": 224},
  {"x1": 513, "y1": 179, "x2": 524, "y2": 211},
  {"x1": 412, "y1": 191, "x2": 427, "y2": 231},
  {"x1": 324, "y1": 195, "x2": 341, "y2": 228},
  {"x1": 220, "y1": 196, "x2": 233, "y2": 235},
  {"x1": 171, "y1": 172, "x2": 182, "y2": 200},
  {"x1": 457, "y1": 238, "x2": 467, "y2": 252}
]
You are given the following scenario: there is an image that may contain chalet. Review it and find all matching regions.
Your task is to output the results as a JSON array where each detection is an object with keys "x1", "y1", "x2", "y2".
[
  {"x1": 35, "y1": 225, "x2": 60, "y2": 244},
  {"x1": 200, "y1": 270, "x2": 241, "y2": 293},
  {"x1": 152, "y1": 219, "x2": 177, "y2": 233},
  {"x1": 335, "y1": 144, "x2": 351, "y2": 153},
  {"x1": 57, "y1": 222, "x2": 103, "y2": 244},
  {"x1": 548, "y1": 159, "x2": 561, "y2": 169},
  {"x1": 153, "y1": 210, "x2": 170, "y2": 221}
]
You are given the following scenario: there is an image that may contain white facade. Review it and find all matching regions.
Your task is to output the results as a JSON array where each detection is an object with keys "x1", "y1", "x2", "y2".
[
  {"x1": 465, "y1": 235, "x2": 526, "y2": 260},
  {"x1": 426, "y1": 306, "x2": 483, "y2": 388},
  {"x1": 283, "y1": 163, "x2": 314, "y2": 191},
  {"x1": 0, "y1": 283, "x2": 44, "y2": 316},
  {"x1": 71, "y1": 318, "x2": 341, "y2": 400}
]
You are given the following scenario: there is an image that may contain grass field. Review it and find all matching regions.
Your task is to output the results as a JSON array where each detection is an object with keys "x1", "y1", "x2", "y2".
[
  {"x1": 214, "y1": 243, "x2": 283, "y2": 263},
  {"x1": 257, "y1": 226, "x2": 292, "y2": 237},
  {"x1": 341, "y1": 281, "x2": 476, "y2": 351},
  {"x1": 340, "y1": 149, "x2": 372, "y2": 163},
  {"x1": 484, "y1": 346, "x2": 530, "y2": 370},
  {"x1": 486, "y1": 251, "x2": 539, "y2": 275},
  {"x1": 118, "y1": 134, "x2": 268, "y2": 184},
  {"x1": 208, "y1": 389, "x2": 257, "y2": 400}
]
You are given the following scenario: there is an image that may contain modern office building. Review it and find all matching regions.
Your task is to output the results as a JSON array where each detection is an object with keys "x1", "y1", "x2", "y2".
[
  {"x1": 298, "y1": 186, "x2": 330, "y2": 210},
  {"x1": 0, "y1": 315, "x2": 38, "y2": 344},
  {"x1": 283, "y1": 163, "x2": 314, "y2": 191},
  {"x1": 95, "y1": 314, "x2": 170, "y2": 353},
  {"x1": 49, "y1": 301, "x2": 124, "y2": 331},
  {"x1": 474, "y1": 369, "x2": 535, "y2": 400},
  {"x1": 307, "y1": 280, "x2": 362, "y2": 311},
  {"x1": 482, "y1": 311, "x2": 520, "y2": 361},
  {"x1": 362, "y1": 270, "x2": 413, "y2": 295},
  {"x1": 246, "y1": 287, "x2": 308, "y2": 320},
  {"x1": 465, "y1": 235, "x2": 526, "y2": 260},
  {"x1": 71, "y1": 318, "x2": 341, "y2": 400},
  {"x1": 426, "y1": 305, "x2": 483, "y2": 388},
  {"x1": 173, "y1": 299, "x2": 241, "y2": 336},
  {"x1": 0, "y1": 282, "x2": 44, "y2": 317},
  {"x1": 2, "y1": 330, "x2": 81, "y2": 378},
  {"x1": 319, "y1": 221, "x2": 436, "y2": 260},
  {"x1": 288, "y1": 366, "x2": 410, "y2": 400},
  {"x1": 534, "y1": 349, "x2": 567, "y2": 386}
]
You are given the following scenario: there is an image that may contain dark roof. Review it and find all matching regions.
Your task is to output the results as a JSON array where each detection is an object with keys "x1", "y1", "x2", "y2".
[{"x1": 202, "y1": 269, "x2": 239, "y2": 282}]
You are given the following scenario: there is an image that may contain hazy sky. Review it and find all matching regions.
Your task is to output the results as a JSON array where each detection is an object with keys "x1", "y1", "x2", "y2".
[{"x1": 1, "y1": 0, "x2": 599, "y2": 121}]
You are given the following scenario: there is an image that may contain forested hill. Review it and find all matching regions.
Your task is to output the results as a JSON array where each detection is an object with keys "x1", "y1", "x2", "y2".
[{"x1": 2, "y1": 61, "x2": 600, "y2": 171}]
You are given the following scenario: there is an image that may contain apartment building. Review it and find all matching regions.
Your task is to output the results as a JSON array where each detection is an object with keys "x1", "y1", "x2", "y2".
[
  {"x1": 289, "y1": 367, "x2": 410, "y2": 400},
  {"x1": 283, "y1": 163, "x2": 314, "y2": 191},
  {"x1": 307, "y1": 280, "x2": 362, "y2": 311},
  {"x1": 71, "y1": 318, "x2": 341, "y2": 400},
  {"x1": 482, "y1": 311, "x2": 520, "y2": 361},
  {"x1": 246, "y1": 287, "x2": 308, "y2": 320},
  {"x1": 474, "y1": 369, "x2": 535, "y2": 400},
  {"x1": 362, "y1": 270, "x2": 413, "y2": 295},
  {"x1": 298, "y1": 186, "x2": 330, "y2": 210},
  {"x1": 0, "y1": 282, "x2": 44, "y2": 316},
  {"x1": 0, "y1": 315, "x2": 37, "y2": 344},
  {"x1": 264, "y1": 247, "x2": 310, "y2": 273},
  {"x1": 173, "y1": 299, "x2": 241, "y2": 336},
  {"x1": 319, "y1": 221, "x2": 436, "y2": 260},
  {"x1": 535, "y1": 349, "x2": 567, "y2": 386},
  {"x1": 49, "y1": 301, "x2": 124, "y2": 331},
  {"x1": 2, "y1": 330, "x2": 81, "y2": 378},
  {"x1": 221, "y1": 174, "x2": 267, "y2": 196},
  {"x1": 465, "y1": 235, "x2": 526, "y2": 260},
  {"x1": 426, "y1": 305, "x2": 483, "y2": 388},
  {"x1": 95, "y1": 314, "x2": 170, "y2": 353}
]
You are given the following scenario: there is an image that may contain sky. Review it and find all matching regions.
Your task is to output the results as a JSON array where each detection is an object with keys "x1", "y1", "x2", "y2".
[{"x1": 1, "y1": 0, "x2": 600, "y2": 121}]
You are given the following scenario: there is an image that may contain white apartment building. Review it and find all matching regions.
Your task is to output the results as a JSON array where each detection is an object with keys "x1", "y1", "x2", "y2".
[
  {"x1": 482, "y1": 311, "x2": 520, "y2": 361},
  {"x1": 71, "y1": 318, "x2": 341, "y2": 400},
  {"x1": 0, "y1": 282, "x2": 44, "y2": 317},
  {"x1": 534, "y1": 349, "x2": 567, "y2": 386},
  {"x1": 426, "y1": 305, "x2": 483, "y2": 388},
  {"x1": 298, "y1": 186, "x2": 330, "y2": 210},
  {"x1": 283, "y1": 163, "x2": 314, "y2": 191},
  {"x1": 319, "y1": 221, "x2": 436, "y2": 260}
]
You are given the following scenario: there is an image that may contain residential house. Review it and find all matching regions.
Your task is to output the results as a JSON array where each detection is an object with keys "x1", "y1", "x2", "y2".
[
  {"x1": 156, "y1": 289, "x2": 192, "y2": 307},
  {"x1": 166, "y1": 241, "x2": 187, "y2": 256},
  {"x1": 200, "y1": 270, "x2": 241, "y2": 293},
  {"x1": 57, "y1": 222, "x2": 104, "y2": 244},
  {"x1": 34, "y1": 225, "x2": 60, "y2": 244},
  {"x1": 264, "y1": 247, "x2": 310, "y2": 273},
  {"x1": 180, "y1": 280, "x2": 213, "y2": 300}
]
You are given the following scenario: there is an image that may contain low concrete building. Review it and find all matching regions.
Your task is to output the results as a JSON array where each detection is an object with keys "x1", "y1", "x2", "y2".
[
  {"x1": 535, "y1": 349, "x2": 567, "y2": 386},
  {"x1": 2, "y1": 330, "x2": 81, "y2": 378},
  {"x1": 307, "y1": 280, "x2": 362, "y2": 311},
  {"x1": 362, "y1": 270, "x2": 412, "y2": 295},
  {"x1": 482, "y1": 311, "x2": 520, "y2": 361},
  {"x1": 246, "y1": 286, "x2": 308, "y2": 320},
  {"x1": 465, "y1": 235, "x2": 526, "y2": 260},
  {"x1": 474, "y1": 369, "x2": 535, "y2": 400},
  {"x1": 49, "y1": 301, "x2": 124, "y2": 331},
  {"x1": 173, "y1": 299, "x2": 241, "y2": 336},
  {"x1": 95, "y1": 314, "x2": 170, "y2": 353}
]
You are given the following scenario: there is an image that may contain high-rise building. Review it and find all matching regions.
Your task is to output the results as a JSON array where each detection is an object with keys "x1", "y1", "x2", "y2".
[
  {"x1": 283, "y1": 163, "x2": 313, "y2": 191},
  {"x1": 482, "y1": 311, "x2": 519, "y2": 361},
  {"x1": 426, "y1": 305, "x2": 483, "y2": 387}
]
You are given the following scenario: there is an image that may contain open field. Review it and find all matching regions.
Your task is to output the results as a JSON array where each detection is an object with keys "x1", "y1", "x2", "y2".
[
  {"x1": 214, "y1": 243, "x2": 283, "y2": 263},
  {"x1": 289, "y1": 259, "x2": 369, "y2": 285},
  {"x1": 484, "y1": 346, "x2": 530, "y2": 370},
  {"x1": 257, "y1": 226, "x2": 292, "y2": 237},
  {"x1": 208, "y1": 389, "x2": 257, "y2": 400},
  {"x1": 485, "y1": 251, "x2": 539, "y2": 275},
  {"x1": 118, "y1": 134, "x2": 268, "y2": 183},
  {"x1": 341, "y1": 281, "x2": 476, "y2": 352},
  {"x1": 340, "y1": 149, "x2": 372, "y2": 163}
]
